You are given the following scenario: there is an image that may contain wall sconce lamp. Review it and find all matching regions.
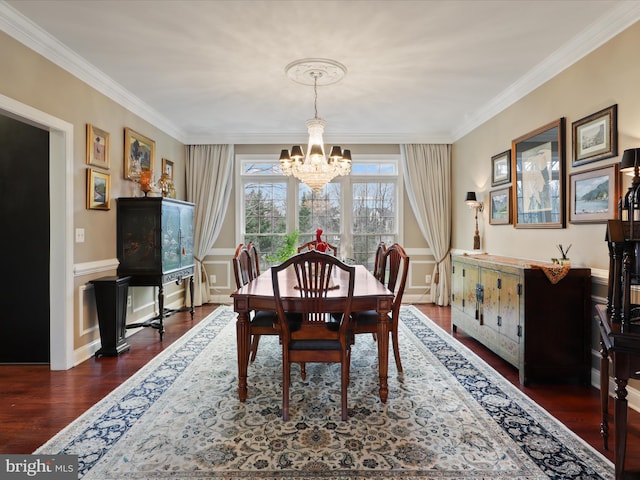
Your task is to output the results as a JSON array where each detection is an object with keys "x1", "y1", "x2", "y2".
[{"x1": 465, "y1": 191, "x2": 484, "y2": 250}]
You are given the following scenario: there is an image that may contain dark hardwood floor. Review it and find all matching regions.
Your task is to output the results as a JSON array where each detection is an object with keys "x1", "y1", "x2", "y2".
[{"x1": 1, "y1": 302, "x2": 639, "y2": 474}]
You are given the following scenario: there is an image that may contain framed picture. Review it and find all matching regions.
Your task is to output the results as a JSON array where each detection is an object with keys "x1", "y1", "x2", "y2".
[
  {"x1": 491, "y1": 150, "x2": 511, "y2": 186},
  {"x1": 572, "y1": 104, "x2": 617, "y2": 166},
  {"x1": 86, "y1": 168, "x2": 111, "y2": 210},
  {"x1": 569, "y1": 164, "x2": 619, "y2": 224},
  {"x1": 512, "y1": 118, "x2": 566, "y2": 229},
  {"x1": 124, "y1": 127, "x2": 155, "y2": 180},
  {"x1": 162, "y1": 158, "x2": 174, "y2": 180},
  {"x1": 489, "y1": 187, "x2": 512, "y2": 225},
  {"x1": 86, "y1": 124, "x2": 110, "y2": 169}
]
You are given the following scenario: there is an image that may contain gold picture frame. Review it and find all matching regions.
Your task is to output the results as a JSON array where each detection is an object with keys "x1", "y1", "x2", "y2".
[
  {"x1": 162, "y1": 158, "x2": 174, "y2": 180},
  {"x1": 86, "y1": 124, "x2": 110, "y2": 169},
  {"x1": 124, "y1": 127, "x2": 155, "y2": 180},
  {"x1": 86, "y1": 168, "x2": 111, "y2": 210}
]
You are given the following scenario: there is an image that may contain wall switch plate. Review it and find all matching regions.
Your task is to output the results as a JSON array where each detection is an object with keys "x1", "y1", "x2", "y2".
[
  {"x1": 425, "y1": 274, "x2": 431, "y2": 284},
  {"x1": 210, "y1": 275, "x2": 217, "y2": 284},
  {"x1": 127, "y1": 295, "x2": 132, "y2": 307},
  {"x1": 75, "y1": 228, "x2": 85, "y2": 243}
]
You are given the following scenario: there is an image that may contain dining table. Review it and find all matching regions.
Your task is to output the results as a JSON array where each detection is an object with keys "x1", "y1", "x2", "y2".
[{"x1": 231, "y1": 264, "x2": 394, "y2": 404}]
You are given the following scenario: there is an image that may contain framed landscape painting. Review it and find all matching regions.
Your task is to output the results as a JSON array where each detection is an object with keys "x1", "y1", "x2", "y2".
[
  {"x1": 569, "y1": 164, "x2": 619, "y2": 223},
  {"x1": 490, "y1": 187, "x2": 512, "y2": 225},
  {"x1": 124, "y1": 127, "x2": 155, "y2": 180},
  {"x1": 491, "y1": 150, "x2": 511, "y2": 186},
  {"x1": 512, "y1": 118, "x2": 566, "y2": 229},
  {"x1": 86, "y1": 169, "x2": 110, "y2": 210},
  {"x1": 572, "y1": 104, "x2": 617, "y2": 166}
]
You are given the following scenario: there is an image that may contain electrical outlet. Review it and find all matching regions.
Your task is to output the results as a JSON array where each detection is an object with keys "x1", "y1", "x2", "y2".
[
  {"x1": 210, "y1": 274, "x2": 217, "y2": 284},
  {"x1": 75, "y1": 228, "x2": 85, "y2": 243},
  {"x1": 127, "y1": 295, "x2": 132, "y2": 307},
  {"x1": 425, "y1": 274, "x2": 432, "y2": 284}
]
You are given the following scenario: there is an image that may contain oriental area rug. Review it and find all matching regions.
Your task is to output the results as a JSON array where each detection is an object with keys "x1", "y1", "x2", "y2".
[{"x1": 36, "y1": 305, "x2": 613, "y2": 479}]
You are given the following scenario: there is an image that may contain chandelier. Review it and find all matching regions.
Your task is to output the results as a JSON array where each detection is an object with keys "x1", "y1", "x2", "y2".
[{"x1": 279, "y1": 59, "x2": 352, "y2": 191}]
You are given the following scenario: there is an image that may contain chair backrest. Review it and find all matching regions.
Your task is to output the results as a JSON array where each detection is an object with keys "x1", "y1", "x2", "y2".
[
  {"x1": 373, "y1": 241, "x2": 387, "y2": 282},
  {"x1": 297, "y1": 240, "x2": 338, "y2": 257},
  {"x1": 271, "y1": 250, "x2": 355, "y2": 342},
  {"x1": 233, "y1": 244, "x2": 254, "y2": 289},
  {"x1": 246, "y1": 241, "x2": 260, "y2": 278},
  {"x1": 382, "y1": 243, "x2": 410, "y2": 314}
]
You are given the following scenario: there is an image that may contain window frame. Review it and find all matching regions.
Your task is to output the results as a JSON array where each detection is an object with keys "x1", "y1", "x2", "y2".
[{"x1": 236, "y1": 153, "x2": 403, "y2": 261}]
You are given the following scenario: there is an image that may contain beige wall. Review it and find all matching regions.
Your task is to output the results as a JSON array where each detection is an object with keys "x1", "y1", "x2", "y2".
[
  {"x1": 452, "y1": 22, "x2": 640, "y2": 270},
  {"x1": 0, "y1": 32, "x2": 187, "y2": 355}
]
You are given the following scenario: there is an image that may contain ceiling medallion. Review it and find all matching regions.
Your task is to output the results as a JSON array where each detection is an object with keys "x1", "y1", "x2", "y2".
[{"x1": 285, "y1": 58, "x2": 347, "y2": 86}]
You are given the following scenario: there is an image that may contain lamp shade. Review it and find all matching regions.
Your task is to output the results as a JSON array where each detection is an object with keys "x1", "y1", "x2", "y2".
[
  {"x1": 621, "y1": 148, "x2": 640, "y2": 173},
  {"x1": 465, "y1": 191, "x2": 478, "y2": 204},
  {"x1": 279, "y1": 149, "x2": 291, "y2": 161},
  {"x1": 290, "y1": 145, "x2": 304, "y2": 159}
]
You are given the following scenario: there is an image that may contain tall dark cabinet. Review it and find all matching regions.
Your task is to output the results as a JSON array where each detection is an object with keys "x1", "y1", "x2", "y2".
[{"x1": 117, "y1": 197, "x2": 195, "y2": 339}]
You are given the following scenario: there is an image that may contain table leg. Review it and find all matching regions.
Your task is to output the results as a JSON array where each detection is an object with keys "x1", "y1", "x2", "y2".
[
  {"x1": 614, "y1": 361, "x2": 629, "y2": 480},
  {"x1": 377, "y1": 309, "x2": 389, "y2": 403},
  {"x1": 600, "y1": 337, "x2": 609, "y2": 450},
  {"x1": 236, "y1": 310, "x2": 250, "y2": 402}
]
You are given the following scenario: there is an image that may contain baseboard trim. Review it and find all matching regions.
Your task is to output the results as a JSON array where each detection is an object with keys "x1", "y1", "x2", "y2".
[{"x1": 591, "y1": 366, "x2": 640, "y2": 414}]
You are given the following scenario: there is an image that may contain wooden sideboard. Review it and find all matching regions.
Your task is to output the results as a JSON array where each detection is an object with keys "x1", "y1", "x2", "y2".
[{"x1": 451, "y1": 254, "x2": 591, "y2": 385}]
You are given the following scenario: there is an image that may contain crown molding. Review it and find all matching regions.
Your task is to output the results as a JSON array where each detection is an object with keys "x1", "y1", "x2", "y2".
[
  {"x1": 0, "y1": 1, "x2": 187, "y2": 142},
  {"x1": 451, "y1": 1, "x2": 640, "y2": 142},
  {"x1": 183, "y1": 131, "x2": 453, "y2": 146}
]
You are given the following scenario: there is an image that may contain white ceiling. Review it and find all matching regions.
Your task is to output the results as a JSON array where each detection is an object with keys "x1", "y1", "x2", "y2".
[{"x1": 2, "y1": 0, "x2": 640, "y2": 145}]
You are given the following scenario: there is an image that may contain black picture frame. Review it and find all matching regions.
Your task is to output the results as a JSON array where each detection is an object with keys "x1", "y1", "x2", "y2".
[
  {"x1": 512, "y1": 118, "x2": 566, "y2": 229},
  {"x1": 491, "y1": 150, "x2": 511, "y2": 187},
  {"x1": 571, "y1": 104, "x2": 617, "y2": 166}
]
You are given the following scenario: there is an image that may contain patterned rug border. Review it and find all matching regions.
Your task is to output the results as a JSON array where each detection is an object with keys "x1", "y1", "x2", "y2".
[
  {"x1": 34, "y1": 307, "x2": 233, "y2": 456},
  {"x1": 35, "y1": 305, "x2": 613, "y2": 480},
  {"x1": 399, "y1": 306, "x2": 612, "y2": 471}
]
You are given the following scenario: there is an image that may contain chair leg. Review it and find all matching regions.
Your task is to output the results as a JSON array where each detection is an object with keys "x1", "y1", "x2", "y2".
[
  {"x1": 300, "y1": 362, "x2": 306, "y2": 380},
  {"x1": 341, "y1": 351, "x2": 350, "y2": 421},
  {"x1": 249, "y1": 334, "x2": 261, "y2": 363},
  {"x1": 391, "y1": 328, "x2": 403, "y2": 373},
  {"x1": 283, "y1": 355, "x2": 290, "y2": 421}
]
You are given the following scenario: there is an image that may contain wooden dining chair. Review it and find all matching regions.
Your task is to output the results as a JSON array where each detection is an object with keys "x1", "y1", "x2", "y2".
[
  {"x1": 233, "y1": 244, "x2": 278, "y2": 363},
  {"x1": 297, "y1": 240, "x2": 338, "y2": 257},
  {"x1": 373, "y1": 241, "x2": 387, "y2": 282},
  {"x1": 353, "y1": 243, "x2": 409, "y2": 373},
  {"x1": 271, "y1": 250, "x2": 356, "y2": 421},
  {"x1": 246, "y1": 241, "x2": 260, "y2": 279}
]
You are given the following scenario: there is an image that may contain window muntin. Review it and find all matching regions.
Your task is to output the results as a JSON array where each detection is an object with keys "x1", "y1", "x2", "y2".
[
  {"x1": 298, "y1": 183, "x2": 341, "y2": 247},
  {"x1": 238, "y1": 155, "x2": 400, "y2": 269}
]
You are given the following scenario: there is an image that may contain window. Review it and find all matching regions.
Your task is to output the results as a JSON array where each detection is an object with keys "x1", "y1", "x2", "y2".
[{"x1": 238, "y1": 155, "x2": 400, "y2": 270}]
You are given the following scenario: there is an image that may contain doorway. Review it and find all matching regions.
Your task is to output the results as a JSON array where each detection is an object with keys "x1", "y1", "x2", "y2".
[
  {"x1": 0, "y1": 114, "x2": 50, "y2": 362},
  {"x1": 0, "y1": 93, "x2": 74, "y2": 370}
]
